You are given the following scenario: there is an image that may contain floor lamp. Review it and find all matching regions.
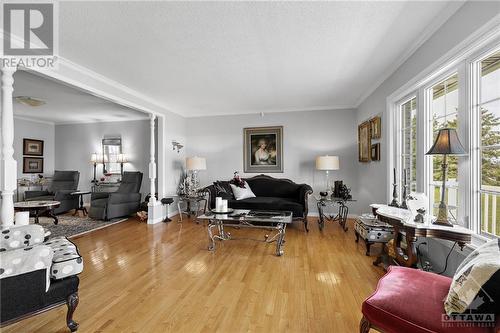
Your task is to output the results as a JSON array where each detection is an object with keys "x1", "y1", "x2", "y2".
[{"x1": 425, "y1": 128, "x2": 466, "y2": 227}]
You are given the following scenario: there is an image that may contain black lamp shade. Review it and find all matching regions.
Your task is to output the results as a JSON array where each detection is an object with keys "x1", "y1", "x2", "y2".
[{"x1": 426, "y1": 128, "x2": 467, "y2": 155}]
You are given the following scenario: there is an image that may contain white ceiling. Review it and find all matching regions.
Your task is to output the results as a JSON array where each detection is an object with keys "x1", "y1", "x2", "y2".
[
  {"x1": 53, "y1": 1, "x2": 462, "y2": 117},
  {"x1": 13, "y1": 71, "x2": 148, "y2": 124}
]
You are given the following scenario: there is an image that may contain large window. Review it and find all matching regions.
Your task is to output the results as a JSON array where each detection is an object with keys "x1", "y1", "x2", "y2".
[
  {"x1": 429, "y1": 73, "x2": 460, "y2": 221},
  {"x1": 400, "y1": 97, "x2": 417, "y2": 192},
  {"x1": 478, "y1": 50, "x2": 500, "y2": 237}
]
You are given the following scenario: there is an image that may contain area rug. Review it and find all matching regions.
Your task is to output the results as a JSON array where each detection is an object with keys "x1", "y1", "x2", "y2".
[{"x1": 34, "y1": 215, "x2": 128, "y2": 239}]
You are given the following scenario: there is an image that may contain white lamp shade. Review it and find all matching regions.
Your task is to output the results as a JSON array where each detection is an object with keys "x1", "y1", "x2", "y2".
[
  {"x1": 316, "y1": 155, "x2": 339, "y2": 170},
  {"x1": 117, "y1": 154, "x2": 128, "y2": 163},
  {"x1": 186, "y1": 156, "x2": 206, "y2": 170},
  {"x1": 90, "y1": 153, "x2": 98, "y2": 163}
]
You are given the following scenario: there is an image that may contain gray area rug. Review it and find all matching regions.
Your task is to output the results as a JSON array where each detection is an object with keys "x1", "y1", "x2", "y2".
[{"x1": 35, "y1": 215, "x2": 128, "y2": 239}]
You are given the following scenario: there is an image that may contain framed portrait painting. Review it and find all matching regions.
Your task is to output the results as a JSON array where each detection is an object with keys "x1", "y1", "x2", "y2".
[
  {"x1": 23, "y1": 138, "x2": 44, "y2": 156},
  {"x1": 244, "y1": 126, "x2": 283, "y2": 173},
  {"x1": 358, "y1": 121, "x2": 371, "y2": 162},
  {"x1": 23, "y1": 157, "x2": 44, "y2": 173}
]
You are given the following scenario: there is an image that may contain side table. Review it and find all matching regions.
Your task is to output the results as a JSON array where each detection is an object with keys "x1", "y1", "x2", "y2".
[
  {"x1": 315, "y1": 195, "x2": 356, "y2": 231},
  {"x1": 354, "y1": 215, "x2": 394, "y2": 256},
  {"x1": 71, "y1": 191, "x2": 91, "y2": 217},
  {"x1": 177, "y1": 195, "x2": 207, "y2": 221}
]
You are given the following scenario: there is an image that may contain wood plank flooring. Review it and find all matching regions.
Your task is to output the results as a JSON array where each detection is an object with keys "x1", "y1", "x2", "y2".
[{"x1": 4, "y1": 215, "x2": 384, "y2": 333}]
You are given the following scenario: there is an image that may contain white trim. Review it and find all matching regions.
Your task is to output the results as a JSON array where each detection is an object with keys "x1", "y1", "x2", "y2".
[
  {"x1": 53, "y1": 116, "x2": 149, "y2": 126},
  {"x1": 13, "y1": 115, "x2": 55, "y2": 126},
  {"x1": 354, "y1": 1, "x2": 466, "y2": 108}
]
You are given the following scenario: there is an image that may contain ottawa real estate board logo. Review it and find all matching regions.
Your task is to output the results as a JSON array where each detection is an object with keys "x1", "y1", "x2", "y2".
[{"x1": 1, "y1": 1, "x2": 58, "y2": 69}]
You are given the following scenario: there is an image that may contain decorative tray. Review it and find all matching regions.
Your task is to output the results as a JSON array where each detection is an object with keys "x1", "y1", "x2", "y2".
[{"x1": 211, "y1": 208, "x2": 234, "y2": 214}]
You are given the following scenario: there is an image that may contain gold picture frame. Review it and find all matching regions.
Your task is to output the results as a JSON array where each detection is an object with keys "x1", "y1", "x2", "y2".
[
  {"x1": 370, "y1": 116, "x2": 381, "y2": 139},
  {"x1": 358, "y1": 122, "x2": 371, "y2": 162}
]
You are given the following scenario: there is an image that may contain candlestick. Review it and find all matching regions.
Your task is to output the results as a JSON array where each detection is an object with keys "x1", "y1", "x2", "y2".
[{"x1": 389, "y1": 167, "x2": 399, "y2": 207}]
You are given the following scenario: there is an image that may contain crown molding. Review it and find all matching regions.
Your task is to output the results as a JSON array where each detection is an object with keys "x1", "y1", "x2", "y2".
[
  {"x1": 55, "y1": 116, "x2": 149, "y2": 126},
  {"x1": 14, "y1": 115, "x2": 55, "y2": 126},
  {"x1": 184, "y1": 104, "x2": 356, "y2": 118},
  {"x1": 354, "y1": 1, "x2": 466, "y2": 108}
]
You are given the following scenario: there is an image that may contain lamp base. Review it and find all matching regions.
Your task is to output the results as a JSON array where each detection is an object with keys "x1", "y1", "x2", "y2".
[
  {"x1": 432, "y1": 219, "x2": 454, "y2": 227},
  {"x1": 433, "y1": 204, "x2": 453, "y2": 227}
]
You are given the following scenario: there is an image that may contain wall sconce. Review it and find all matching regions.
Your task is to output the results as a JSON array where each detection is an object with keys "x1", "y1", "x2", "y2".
[{"x1": 172, "y1": 140, "x2": 184, "y2": 153}]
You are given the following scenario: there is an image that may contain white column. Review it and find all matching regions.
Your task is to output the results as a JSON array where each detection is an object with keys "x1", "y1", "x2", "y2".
[
  {"x1": 148, "y1": 114, "x2": 157, "y2": 206},
  {"x1": 147, "y1": 113, "x2": 162, "y2": 224},
  {"x1": 0, "y1": 66, "x2": 17, "y2": 226}
]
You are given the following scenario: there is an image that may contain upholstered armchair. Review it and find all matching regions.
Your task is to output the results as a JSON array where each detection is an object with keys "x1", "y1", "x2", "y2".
[
  {"x1": 89, "y1": 171, "x2": 143, "y2": 220},
  {"x1": 25, "y1": 171, "x2": 80, "y2": 214}
]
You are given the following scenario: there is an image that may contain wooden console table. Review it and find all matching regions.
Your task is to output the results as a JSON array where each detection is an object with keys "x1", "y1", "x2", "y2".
[{"x1": 371, "y1": 204, "x2": 472, "y2": 268}]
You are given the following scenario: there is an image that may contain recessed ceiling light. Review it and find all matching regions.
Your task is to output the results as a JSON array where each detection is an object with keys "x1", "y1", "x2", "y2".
[{"x1": 14, "y1": 96, "x2": 46, "y2": 107}]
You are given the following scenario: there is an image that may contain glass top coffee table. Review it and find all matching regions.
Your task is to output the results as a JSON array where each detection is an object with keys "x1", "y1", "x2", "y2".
[{"x1": 197, "y1": 209, "x2": 293, "y2": 256}]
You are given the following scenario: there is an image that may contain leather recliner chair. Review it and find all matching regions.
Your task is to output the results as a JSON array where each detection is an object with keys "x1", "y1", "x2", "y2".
[{"x1": 89, "y1": 171, "x2": 143, "y2": 220}]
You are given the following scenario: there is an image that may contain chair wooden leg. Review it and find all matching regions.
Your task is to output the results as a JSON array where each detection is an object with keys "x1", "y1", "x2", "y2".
[
  {"x1": 360, "y1": 316, "x2": 371, "y2": 333},
  {"x1": 66, "y1": 292, "x2": 79, "y2": 332}
]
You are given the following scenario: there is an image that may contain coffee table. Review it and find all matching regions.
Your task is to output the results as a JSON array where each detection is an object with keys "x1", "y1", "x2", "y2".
[
  {"x1": 14, "y1": 200, "x2": 60, "y2": 225},
  {"x1": 197, "y1": 209, "x2": 293, "y2": 256}
]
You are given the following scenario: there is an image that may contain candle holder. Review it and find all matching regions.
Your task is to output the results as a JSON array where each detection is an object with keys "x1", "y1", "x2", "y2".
[{"x1": 389, "y1": 168, "x2": 399, "y2": 207}]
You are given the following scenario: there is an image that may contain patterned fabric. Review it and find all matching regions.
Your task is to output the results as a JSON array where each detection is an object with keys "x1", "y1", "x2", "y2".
[
  {"x1": 43, "y1": 237, "x2": 83, "y2": 280},
  {"x1": 0, "y1": 245, "x2": 53, "y2": 291},
  {"x1": 0, "y1": 224, "x2": 46, "y2": 251},
  {"x1": 445, "y1": 239, "x2": 500, "y2": 315}
]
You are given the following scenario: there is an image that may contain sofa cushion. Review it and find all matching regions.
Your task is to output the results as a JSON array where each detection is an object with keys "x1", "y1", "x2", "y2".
[
  {"x1": 445, "y1": 239, "x2": 500, "y2": 315},
  {"x1": 230, "y1": 182, "x2": 256, "y2": 200},
  {"x1": 1, "y1": 224, "x2": 46, "y2": 250},
  {"x1": 246, "y1": 177, "x2": 301, "y2": 200},
  {"x1": 363, "y1": 266, "x2": 495, "y2": 333},
  {"x1": 228, "y1": 197, "x2": 303, "y2": 217},
  {"x1": 43, "y1": 237, "x2": 83, "y2": 280}
]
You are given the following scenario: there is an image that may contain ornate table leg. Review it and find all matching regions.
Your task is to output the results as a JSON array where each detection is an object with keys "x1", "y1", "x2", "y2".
[
  {"x1": 275, "y1": 223, "x2": 286, "y2": 256},
  {"x1": 48, "y1": 208, "x2": 58, "y2": 225},
  {"x1": 34, "y1": 209, "x2": 40, "y2": 224},
  {"x1": 317, "y1": 201, "x2": 325, "y2": 231},
  {"x1": 339, "y1": 204, "x2": 349, "y2": 231},
  {"x1": 177, "y1": 200, "x2": 183, "y2": 222},
  {"x1": 208, "y1": 220, "x2": 217, "y2": 251}
]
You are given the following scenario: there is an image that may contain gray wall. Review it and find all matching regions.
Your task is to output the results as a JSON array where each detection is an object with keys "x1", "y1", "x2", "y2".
[
  {"x1": 186, "y1": 109, "x2": 360, "y2": 214},
  {"x1": 14, "y1": 117, "x2": 55, "y2": 179},
  {"x1": 55, "y1": 120, "x2": 151, "y2": 201},
  {"x1": 355, "y1": 1, "x2": 500, "y2": 275}
]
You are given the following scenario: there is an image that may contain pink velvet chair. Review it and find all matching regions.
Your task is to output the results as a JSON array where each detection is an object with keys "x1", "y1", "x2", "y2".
[{"x1": 361, "y1": 266, "x2": 499, "y2": 333}]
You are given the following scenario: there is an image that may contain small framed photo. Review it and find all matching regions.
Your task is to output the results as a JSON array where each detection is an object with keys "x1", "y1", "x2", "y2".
[
  {"x1": 23, "y1": 138, "x2": 44, "y2": 156},
  {"x1": 23, "y1": 157, "x2": 44, "y2": 173},
  {"x1": 370, "y1": 116, "x2": 381, "y2": 139},
  {"x1": 371, "y1": 143, "x2": 380, "y2": 161}
]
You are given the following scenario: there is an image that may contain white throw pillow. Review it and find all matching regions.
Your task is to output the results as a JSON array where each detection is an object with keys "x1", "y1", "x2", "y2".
[{"x1": 230, "y1": 182, "x2": 256, "y2": 200}]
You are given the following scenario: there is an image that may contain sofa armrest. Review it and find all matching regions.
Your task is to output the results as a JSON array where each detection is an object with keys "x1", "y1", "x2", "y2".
[
  {"x1": 24, "y1": 190, "x2": 50, "y2": 200},
  {"x1": 298, "y1": 184, "x2": 313, "y2": 216},
  {"x1": 0, "y1": 224, "x2": 46, "y2": 250},
  {"x1": 91, "y1": 192, "x2": 111, "y2": 201},
  {"x1": 201, "y1": 185, "x2": 216, "y2": 209},
  {"x1": 54, "y1": 189, "x2": 78, "y2": 201},
  {"x1": 108, "y1": 192, "x2": 141, "y2": 204}
]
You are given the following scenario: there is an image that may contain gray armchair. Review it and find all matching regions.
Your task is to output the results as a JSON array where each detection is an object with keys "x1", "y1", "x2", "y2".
[
  {"x1": 89, "y1": 172, "x2": 143, "y2": 220},
  {"x1": 25, "y1": 171, "x2": 80, "y2": 215}
]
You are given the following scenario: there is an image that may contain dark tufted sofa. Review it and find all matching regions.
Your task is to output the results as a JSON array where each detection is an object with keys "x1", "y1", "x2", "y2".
[{"x1": 202, "y1": 174, "x2": 313, "y2": 231}]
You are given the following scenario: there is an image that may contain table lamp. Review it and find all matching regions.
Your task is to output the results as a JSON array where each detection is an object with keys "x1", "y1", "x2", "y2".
[
  {"x1": 425, "y1": 128, "x2": 466, "y2": 227},
  {"x1": 186, "y1": 156, "x2": 207, "y2": 193},
  {"x1": 316, "y1": 155, "x2": 339, "y2": 193},
  {"x1": 116, "y1": 153, "x2": 128, "y2": 177},
  {"x1": 90, "y1": 153, "x2": 98, "y2": 183}
]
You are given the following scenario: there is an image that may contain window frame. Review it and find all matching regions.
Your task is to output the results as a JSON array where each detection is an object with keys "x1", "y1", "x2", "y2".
[{"x1": 386, "y1": 21, "x2": 500, "y2": 243}]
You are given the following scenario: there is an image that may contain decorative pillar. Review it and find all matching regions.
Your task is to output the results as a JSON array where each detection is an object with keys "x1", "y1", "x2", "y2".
[
  {"x1": 147, "y1": 113, "x2": 161, "y2": 224},
  {"x1": 0, "y1": 66, "x2": 17, "y2": 226},
  {"x1": 148, "y1": 114, "x2": 157, "y2": 206}
]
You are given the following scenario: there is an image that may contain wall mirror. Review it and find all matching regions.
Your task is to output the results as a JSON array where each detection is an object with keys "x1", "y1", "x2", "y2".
[{"x1": 102, "y1": 137, "x2": 122, "y2": 174}]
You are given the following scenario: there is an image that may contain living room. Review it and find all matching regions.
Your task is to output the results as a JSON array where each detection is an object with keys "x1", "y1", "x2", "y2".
[{"x1": 1, "y1": 1, "x2": 499, "y2": 332}]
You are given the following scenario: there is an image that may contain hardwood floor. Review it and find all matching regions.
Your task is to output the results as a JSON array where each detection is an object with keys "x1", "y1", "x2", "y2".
[{"x1": 4, "y1": 215, "x2": 384, "y2": 333}]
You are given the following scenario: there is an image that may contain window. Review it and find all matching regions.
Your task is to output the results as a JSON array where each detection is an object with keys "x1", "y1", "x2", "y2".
[
  {"x1": 428, "y1": 73, "x2": 460, "y2": 221},
  {"x1": 478, "y1": 50, "x2": 500, "y2": 237},
  {"x1": 400, "y1": 97, "x2": 417, "y2": 192}
]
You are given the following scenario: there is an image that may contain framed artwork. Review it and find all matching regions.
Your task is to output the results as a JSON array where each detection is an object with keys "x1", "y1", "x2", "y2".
[
  {"x1": 358, "y1": 121, "x2": 371, "y2": 162},
  {"x1": 371, "y1": 143, "x2": 380, "y2": 161},
  {"x1": 244, "y1": 126, "x2": 283, "y2": 173},
  {"x1": 23, "y1": 157, "x2": 44, "y2": 173},
  {"x1": 23, "y1": 138, "x2": 44, "y2": 156},
  {"x1": 370, "y1": 116, "x2": 381, "y2": 139}
]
